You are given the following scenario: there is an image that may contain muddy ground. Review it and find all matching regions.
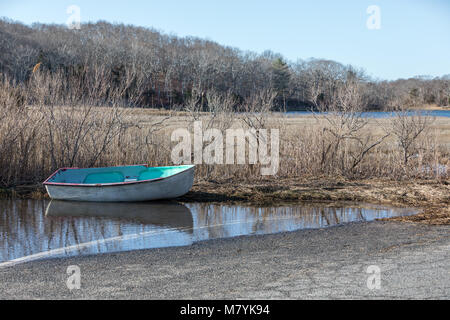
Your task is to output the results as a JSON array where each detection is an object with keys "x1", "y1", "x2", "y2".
[{"x1": 180, "y1": 178, "x2": 450, "y2": 225}]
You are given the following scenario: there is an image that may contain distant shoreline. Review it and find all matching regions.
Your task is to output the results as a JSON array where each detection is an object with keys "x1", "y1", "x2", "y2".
[{"x1": 285, "y1": 104, "x2": 450, "y2": 113}]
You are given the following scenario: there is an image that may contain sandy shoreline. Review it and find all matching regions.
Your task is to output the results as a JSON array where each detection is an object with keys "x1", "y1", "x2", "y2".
[{"x1": 0, "y1": 220, "x2": 448, "y2": 299}]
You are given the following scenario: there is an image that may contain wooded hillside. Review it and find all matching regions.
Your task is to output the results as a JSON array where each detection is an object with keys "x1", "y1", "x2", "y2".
[{"x1": 1, "y1": 19, "x2": 449, "y2": 110}]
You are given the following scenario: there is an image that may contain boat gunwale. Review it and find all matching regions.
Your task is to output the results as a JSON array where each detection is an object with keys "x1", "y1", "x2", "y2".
[{"x1": 43, "y1": 164, "x2": 195, "y2": 188}]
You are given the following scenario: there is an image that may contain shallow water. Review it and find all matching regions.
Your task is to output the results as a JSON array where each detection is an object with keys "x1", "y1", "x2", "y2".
[{"x1": 0, "y1": 200, "x2": 418, "y2": 264}]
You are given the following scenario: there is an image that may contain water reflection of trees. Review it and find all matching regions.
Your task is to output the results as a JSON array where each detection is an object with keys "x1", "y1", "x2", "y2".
[
  {"x1": 188, "y1": 203, "x2": 411, "y2": 241},
  {"x1": 0, "y1": 200, "x2": 193, "y2": 262},
  {"x1": 0, "y1": 200, "x2": 414, "y2": 262}
]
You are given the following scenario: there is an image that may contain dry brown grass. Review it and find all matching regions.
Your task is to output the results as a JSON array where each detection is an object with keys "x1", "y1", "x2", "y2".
[
  {"x1": 1, "y1": 104, "x2": 448, "y2": 186},
  {"x1": 0, "y1": 76, "x2": 449, "y2": 224}
]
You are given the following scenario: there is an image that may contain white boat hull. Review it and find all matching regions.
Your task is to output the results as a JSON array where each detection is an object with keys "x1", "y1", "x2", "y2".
[{"x1": 45, "y1": 166, "x2": 194, "y2": 202}]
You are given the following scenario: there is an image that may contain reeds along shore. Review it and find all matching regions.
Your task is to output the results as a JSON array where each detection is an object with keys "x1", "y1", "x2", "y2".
[{"x1": 0, "y1": 74, "x2": 448, "y2": 191}]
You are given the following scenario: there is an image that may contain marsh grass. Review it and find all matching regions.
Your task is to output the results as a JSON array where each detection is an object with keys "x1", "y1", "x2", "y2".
[{"x1": 0, "y1": 76, "x2": 448, "y2": 190}]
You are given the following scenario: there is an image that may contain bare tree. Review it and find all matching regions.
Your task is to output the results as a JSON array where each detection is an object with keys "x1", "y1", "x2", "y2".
[
  {"x1": 313, "y1": 80, "x2": 389, "y2": 176},
  {"x1": 385, "y1": 106, "x2": 434, "y2": 169},
  {"x1": 241, "y1": 88, "x2": 277, "y2": 131}
]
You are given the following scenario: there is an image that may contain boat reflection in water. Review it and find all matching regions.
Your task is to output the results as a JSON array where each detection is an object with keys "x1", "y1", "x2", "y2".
[
  {"x1": 0, "y1": 200, "x2": 194, "y2": 264},
  {"x1": 46, "y1": 200, "x2": 194, "y2": 231},
  {"x1": 0, "y1": 199, "x2": 418, "y2": 264}
]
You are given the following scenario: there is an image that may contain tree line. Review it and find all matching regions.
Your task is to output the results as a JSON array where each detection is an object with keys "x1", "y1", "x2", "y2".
[{"x1": 0, "y1": 18, "x2": 449, "y2": 110}]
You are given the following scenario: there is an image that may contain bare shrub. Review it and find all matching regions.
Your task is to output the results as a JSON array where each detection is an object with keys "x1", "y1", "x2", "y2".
[
  {"x1": 384, "y1": 106, "x2": 435, "y2": 175},
  {"x1": 312, "y1": 80, "x2": 389, "y2": 176},
  {"x1": 0, "y1": 75, "x2": 173, "y2": 188},
  {"x1": 185, "y1": 89, "x2": 236, "y2": 130},
  {"x1": 184, "y1": 89, "x2": 203, "y2": 120},
  {"x1": 241, "y1": 88, "x2": 277, "y2": 130},
  {"x1": 42, "y1": 104, "x2": 126, "y2": 168},
  {"x1": 184, "y1": 89, "x2": 239, "y2": 179},
  {"x1": 0, "y1": 77, "x2": 44, "y2": 186},
  {"x1": 204, "y1": 89, "x2": 237, "y2": 131}
]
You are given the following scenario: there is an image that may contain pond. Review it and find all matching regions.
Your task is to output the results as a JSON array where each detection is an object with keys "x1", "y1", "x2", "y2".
[
  {"x1": 0, "y1": 200, "x2": 419, "y2": 266},
  {"x1": 286, "y1": 110, "x2": 450, "y2": 118}
]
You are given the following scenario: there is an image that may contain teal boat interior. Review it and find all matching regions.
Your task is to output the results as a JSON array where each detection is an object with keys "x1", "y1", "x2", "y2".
[{"x1": 44, "y1": 165, "x2": 194, "y2": 185}]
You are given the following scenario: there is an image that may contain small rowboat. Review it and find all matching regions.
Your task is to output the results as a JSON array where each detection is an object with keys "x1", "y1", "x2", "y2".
[{"x1": 43, "y1": 165, "x2": 195, "y2": 202}]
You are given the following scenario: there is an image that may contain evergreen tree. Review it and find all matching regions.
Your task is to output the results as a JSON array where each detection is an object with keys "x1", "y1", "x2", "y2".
[{"x1": 272, "y1": 58, "x2": 291, "y2": 110}]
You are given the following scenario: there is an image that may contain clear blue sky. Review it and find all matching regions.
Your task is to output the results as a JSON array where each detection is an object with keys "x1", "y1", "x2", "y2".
[{"x1": 1, "y1": 0, "x2": 449, "y2": 80}]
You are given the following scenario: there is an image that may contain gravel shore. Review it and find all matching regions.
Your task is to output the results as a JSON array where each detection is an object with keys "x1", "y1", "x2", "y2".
[{"x1": 0, "y1": 221, "x2": 448, "y2": 299}]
